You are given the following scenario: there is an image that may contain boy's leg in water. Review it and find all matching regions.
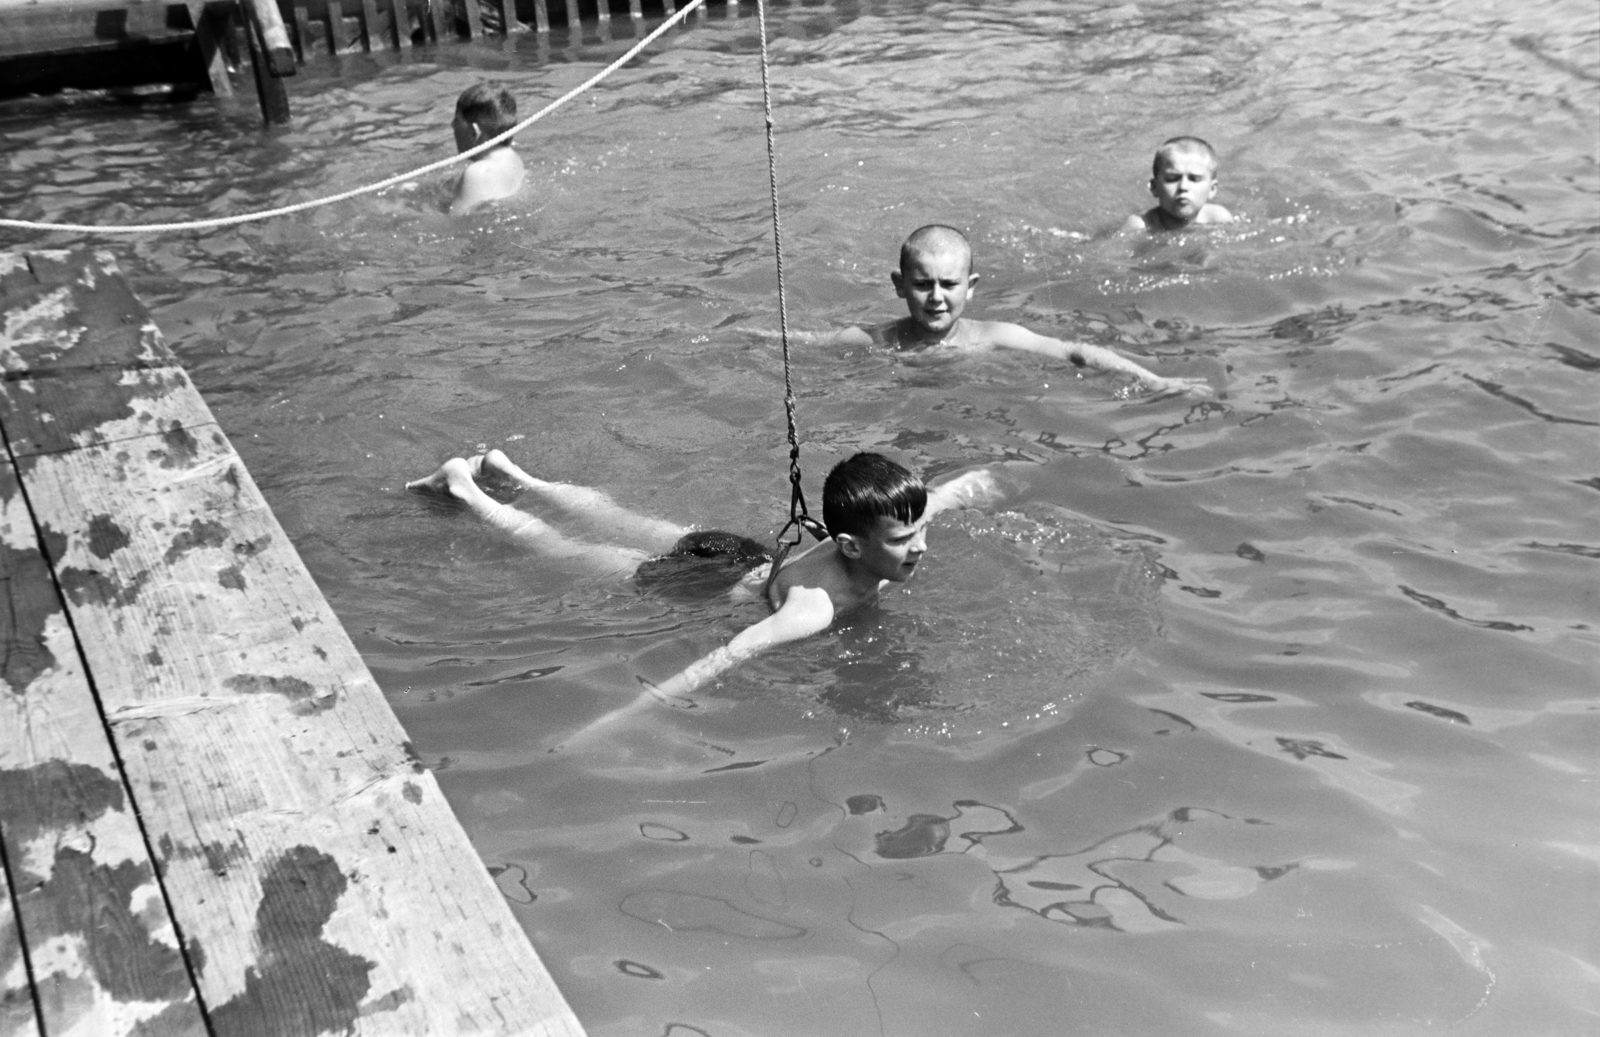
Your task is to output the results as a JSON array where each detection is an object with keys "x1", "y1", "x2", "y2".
[
  {"x1": 407, "y1": 456, "x2": 649, "y2": 577},
  {"x1": 480, "y1": 449, "x2": 686, "y2": 554}
]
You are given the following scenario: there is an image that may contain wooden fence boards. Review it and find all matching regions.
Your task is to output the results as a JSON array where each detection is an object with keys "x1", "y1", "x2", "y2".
[{"x1": 0, "y1": 250, "x2": 585, "y2": 1036}]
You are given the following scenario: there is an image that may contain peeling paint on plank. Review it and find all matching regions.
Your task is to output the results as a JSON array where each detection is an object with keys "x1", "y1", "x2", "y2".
[
  {"x1": 86, "y1": 514, "x2": 131, "y2": 560},
  {"x1": 0, "y1": 760, "x2": 124, "y2": 848},
  {"x1": 208, "y1": 845, "x2": 374, "y2": 1037},
  {"x1": 223, "y1": 674, "x2": 334, "y2": 715},
  {"x1": 164, "y1": 519, "x2": 228, "y2": 564}
]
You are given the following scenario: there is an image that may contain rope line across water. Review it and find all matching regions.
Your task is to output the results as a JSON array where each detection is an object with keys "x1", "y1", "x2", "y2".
[{"x1": 0, "y1": 0, "x2": 706, "y2": 235}]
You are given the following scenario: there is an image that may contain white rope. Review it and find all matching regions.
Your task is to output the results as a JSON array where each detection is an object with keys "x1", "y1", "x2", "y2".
[{"x1": 0, "y1": 0, "x2": 706, "y2": 236}]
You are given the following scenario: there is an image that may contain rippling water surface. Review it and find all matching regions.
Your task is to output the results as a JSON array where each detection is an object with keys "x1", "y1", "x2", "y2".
[{"x1": 3, "y1": 1, "x2": 1596, "y2": 1033}]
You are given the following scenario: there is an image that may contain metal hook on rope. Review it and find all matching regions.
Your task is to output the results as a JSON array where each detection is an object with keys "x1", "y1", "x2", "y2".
[{"x1": 756, "y1": 0, "x2": 828, "y2": 606}]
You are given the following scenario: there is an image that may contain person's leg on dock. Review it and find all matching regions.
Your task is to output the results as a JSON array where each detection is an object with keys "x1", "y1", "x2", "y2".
[
  {"x1": 408, "y1": 457, "x2": 649, "y2": 575},
  {"x1": 479, "y1": 449, "x2": 687, "y2": 553}
]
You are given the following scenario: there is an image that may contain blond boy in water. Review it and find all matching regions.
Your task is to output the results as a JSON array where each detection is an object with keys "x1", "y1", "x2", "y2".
[
  {"x1": 826, "y1": 225, "x2": 1211, "y2": 396},
  {"x1": 407, "y1": 450, "x2": 998, "y2": 742},
  {"x1": 449, "y1": 84, "x2": 527, "y2": 216},
  {"x1": 1125, "y1": 136, "x2": 1234, "y2": 232}
]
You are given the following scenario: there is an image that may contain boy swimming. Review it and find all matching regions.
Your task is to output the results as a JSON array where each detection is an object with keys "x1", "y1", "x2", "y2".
[
  {"x1": 407, "y1": 449, "x2": 998, "y2": 737},
  {"x1": 1125, "y1": 136, "x2": 1235, "y2": 232},
  {"x1": 449, "y1": 84, "x2": 527, "y2": 216},
  {"x1": 825, "y1": 225, "x2": 1212, "y2": 396}
]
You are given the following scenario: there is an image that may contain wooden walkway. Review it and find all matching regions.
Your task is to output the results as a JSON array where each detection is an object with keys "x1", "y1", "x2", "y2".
[{"x1": 0, "y1": 250, "x2": 585, "y2": 1035}]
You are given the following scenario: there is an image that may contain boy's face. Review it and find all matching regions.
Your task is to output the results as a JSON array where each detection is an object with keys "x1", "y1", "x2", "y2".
[
  {"x1": 848, "y1": 512, "x2": 929, "y2": 583},
  {"x1": 891, "y1": 247, "x2": 978, "y2": 340},
  {"x1": 1149, "y1": 149, "x2": 1218, "y2": 223}
]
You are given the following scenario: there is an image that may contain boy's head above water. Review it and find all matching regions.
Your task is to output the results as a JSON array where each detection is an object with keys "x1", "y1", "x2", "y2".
[
  {"x1": 891, "y1": 224, "x2": 980, "y2": 342},
  {"x1": 453, "y1": 84, "x2": 518, "y2": 152},
  {"x1": 1142, "y1": 136, "x2": 1229, "y2": 229},
  {"x1": 823, "y1": 453, "x2": 930, "y2": 582}
]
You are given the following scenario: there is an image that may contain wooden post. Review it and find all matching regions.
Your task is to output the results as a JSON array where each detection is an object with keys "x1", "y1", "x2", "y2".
[
  {"x1": 390, "y1": 0, "x2": 413, "y2": 46},
  {"x1": 292, "y1": 4, "x2": 315, "y2": 58},
  {"x1": 461, "y1": 0, "x2": 484, "y2": 38},
  {"x1": 243, "y1": 9, "x2": 291, "y2": 123},
  {"x1": 559, "y1": 0, "x2": 576, "y2": 31},
  {"x1": 530, "y1": 0, "x2": 549, "y2": 31},
  {"x1": 326, "y1": 0, "x2": 348, "y2": 50},
  {"x1": 357, "y1": 0, "x2": 383, "y2": 47},
  {"x1": 593, "y1": 0, "x2": 608, "y2": 22},
  {"x1": 425, "y1": 0, "x2": 446, "y2": 40},
  {"x1": 187, "y1": 1, "x2": 233, "y2": 96},
  {"x1": 244, "y1": 0, "x2": 296, "y2": 72}
]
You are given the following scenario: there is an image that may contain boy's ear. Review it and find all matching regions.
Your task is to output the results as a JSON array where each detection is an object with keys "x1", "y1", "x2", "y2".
[
  {"x1": 967, "y1": 271, "x2": 980, "y2": 293},
  {"x1": 889, "y1": 269, "x2": 906, "y2": 298},
  {"x1": 834, "y1": 532, "x2": 863, "y2": 559}
]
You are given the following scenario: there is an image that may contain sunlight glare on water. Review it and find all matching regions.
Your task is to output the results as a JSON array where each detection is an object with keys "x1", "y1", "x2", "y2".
[{"x1": 2, "y1": 1, "x2": 1596, "y2": 1034}]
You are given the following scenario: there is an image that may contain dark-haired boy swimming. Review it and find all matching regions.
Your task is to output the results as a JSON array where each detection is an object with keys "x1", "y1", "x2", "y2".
[
  {"x1": 450, "y1": 83, "x2": 527, "y2": 216},
  {"x1": 408, "y1": 450, "x2": 997, "y2": 731}
]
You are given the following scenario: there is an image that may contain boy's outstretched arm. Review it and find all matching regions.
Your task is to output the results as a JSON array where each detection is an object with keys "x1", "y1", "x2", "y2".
[
  {"x1": 987, "y1": 322, "x2": 1212, "y2": 396},
  {"x1": 748, "y1": 326, "x2": 874, "y2": 348},
  {"x1": 553, "y1": 586, "x2": 835, "y2": 750},
  {"x1": 654, "y1": 585, "x2": 835, "y2": 699}
]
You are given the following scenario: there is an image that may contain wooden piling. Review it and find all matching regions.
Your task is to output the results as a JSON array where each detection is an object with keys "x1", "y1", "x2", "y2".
[
  {"x1": 0, "y1": 250, "x2": 587, "y2": 1037},
  {"x1": 390, "y1": 0, "x2": 413, "y2": 46},
  {"x1": 460, "y1": 0, "x2": 484, "y2": 39}
]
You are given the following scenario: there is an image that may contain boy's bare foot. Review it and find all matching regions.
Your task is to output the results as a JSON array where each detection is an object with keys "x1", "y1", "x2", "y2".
[
  {"x1": 405, "y1": 457, "x2": 477, "y2": 501},
  {"x1": 474, "y1": 449, "x2": 534, "y2": 497}
]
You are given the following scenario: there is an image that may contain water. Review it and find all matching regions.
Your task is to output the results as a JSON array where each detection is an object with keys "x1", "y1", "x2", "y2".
[{"x1": 3, "y1": 1, "x2": 1596, "y2": 1033}]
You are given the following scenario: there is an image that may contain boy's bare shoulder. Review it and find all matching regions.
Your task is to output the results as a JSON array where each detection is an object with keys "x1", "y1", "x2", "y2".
[
  {"x1": 451, "y1": 149, "x2": 527, "y2": 215},
  {"x1": 1124, "y1": 210, "x2": 1158, "y2": 232}
]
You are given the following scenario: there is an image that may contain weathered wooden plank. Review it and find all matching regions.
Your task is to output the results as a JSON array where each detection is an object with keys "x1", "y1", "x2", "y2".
[
  {"x1": 0, "y1": 844, "x2": 43, "y2": 1037},
  {"x1": 0, "y1": 461, "x2": 208, "y2": 1037},
  {"x1": 0, "y1": 251, "x2": 586, "y2": 1036}
]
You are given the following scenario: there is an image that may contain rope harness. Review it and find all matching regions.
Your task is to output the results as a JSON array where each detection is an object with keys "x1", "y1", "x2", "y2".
[{"x1": 754, "y1": 0, "x2": 828, "y2": 606}]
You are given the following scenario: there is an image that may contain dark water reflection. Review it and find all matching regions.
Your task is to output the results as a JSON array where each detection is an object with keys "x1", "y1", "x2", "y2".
[{"x1": 3, "y1": 0, "x2": 1596, "y2": 1033}]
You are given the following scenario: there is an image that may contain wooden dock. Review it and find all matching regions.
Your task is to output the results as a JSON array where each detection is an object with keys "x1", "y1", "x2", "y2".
[
  {"x1": 0, "y1": 250, "x2": 585, "y2": 1035},
  {"x1": 0, "y1": 0, "x2": 742, "y2": 124}
]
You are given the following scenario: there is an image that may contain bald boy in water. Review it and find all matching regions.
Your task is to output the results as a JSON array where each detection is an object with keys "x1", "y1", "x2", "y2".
[
  {"x1": 826, "y1": 225, "x2": 1211, "y2": 396},
  {"x1": 449, "y1": 84, "x2": 527, "y2": 216},
  {"x1": 408, "y1": 450, "x2": 998, "y2": 740},
  {"x1": 1125, "y1": 136, "x2": 1235, "y2": 232}
]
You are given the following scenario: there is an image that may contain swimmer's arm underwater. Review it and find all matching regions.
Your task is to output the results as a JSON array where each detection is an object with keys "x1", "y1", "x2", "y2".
[
  {"x1": 654, "y1": 585, "x2": 835, "y2": 699},
  {"x1": 981, "y1": 322, "x2": 1213, "y2": 397},
  {"x1": 553, "y1": 586, "x2": 834, "y2": 750}
]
